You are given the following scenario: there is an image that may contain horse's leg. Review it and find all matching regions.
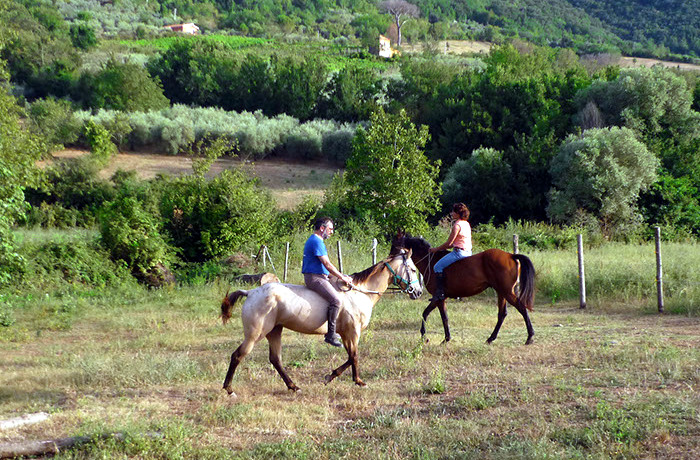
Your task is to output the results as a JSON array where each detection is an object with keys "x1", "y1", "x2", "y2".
[
  {"x1": 266, "y1": 325, "x2": 299, "y2": 392},
  {"x1": 436, "y1": 300, "x2": 451, "y2": 343},
  {"x1": 324, "y1": 357, "x2": 353, "y2": 385},
  {"x1": 346, "y1": 335, "x2": 365, "y2": 387},
  {"x1": 324, "y1": 327, "x2": 365, "y2": 386},
  {"x1": 420, "y1": 301, "x2": 439, "y2": 340},
  {"x1": 223, "y1": 338, "x2": 256, "y2": 395},
  {"x1": 506, "y1": 294, "x2": 535, "y2": 345},
  {"x1": 486, "y1": 295, "x2": 508, "y2": 344}
]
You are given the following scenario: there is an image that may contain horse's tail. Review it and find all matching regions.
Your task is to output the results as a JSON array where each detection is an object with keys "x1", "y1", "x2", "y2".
[
  {"x1": 221, "y1": 290, "x2": 249, "y2": 325},
  {"x1": 513, "y1": 254, "x2": 535, "y2": 311}
]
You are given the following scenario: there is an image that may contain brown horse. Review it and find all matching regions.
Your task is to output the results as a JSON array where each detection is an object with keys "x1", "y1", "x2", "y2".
[{"x1": 391, "y1": 232, "x2": 535, "y2": 345}]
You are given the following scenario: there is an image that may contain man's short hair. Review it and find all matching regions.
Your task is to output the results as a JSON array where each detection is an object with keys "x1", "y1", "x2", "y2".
[{"x1": 314, "y1": 217, "x2": 333, "y2": 231}]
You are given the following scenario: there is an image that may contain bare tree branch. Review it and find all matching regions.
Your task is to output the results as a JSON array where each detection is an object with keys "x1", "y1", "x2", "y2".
[{"x1": 379, "y1": 0, "x2": 420, "y2": 47}]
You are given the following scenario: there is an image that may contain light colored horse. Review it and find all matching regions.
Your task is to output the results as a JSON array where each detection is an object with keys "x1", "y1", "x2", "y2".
[{"x1": 220, "y1": 249, "x2": 421, "y2": 395}]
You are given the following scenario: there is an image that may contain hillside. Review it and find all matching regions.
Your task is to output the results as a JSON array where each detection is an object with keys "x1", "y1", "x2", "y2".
[{"x1": 44, "y1": 0, "x2": 699, "y2": 61}]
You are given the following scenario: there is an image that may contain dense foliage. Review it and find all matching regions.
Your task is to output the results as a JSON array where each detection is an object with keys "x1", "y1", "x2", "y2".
[{"x1": 339, "y1": 108, "x2": 441, "y2": 235}]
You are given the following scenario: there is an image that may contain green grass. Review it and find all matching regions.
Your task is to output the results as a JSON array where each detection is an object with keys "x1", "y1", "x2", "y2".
[{"x1": 1, "y1": 231, "x2": 699, "y2": 458}]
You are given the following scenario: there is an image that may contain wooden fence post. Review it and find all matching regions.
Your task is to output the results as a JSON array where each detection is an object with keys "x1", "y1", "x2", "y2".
[
  {"x1": 337, "y1": 240, "x2": 343, "y2": 273},
  {"x1": 577, "y1": 234, "x2": 586, "y2": 309},
  {"x1": 284, "y1": 242, "x2": 289, "y2": 283},
  {"x1": 513, "y1": 234, "x2": 519, "y2": 254},
  {"x1": 372, "y1": 238, "x2": 377, "y2": 265},
  {"x1": 655, "y1": 227, "x2": 664, "y2": 313}
]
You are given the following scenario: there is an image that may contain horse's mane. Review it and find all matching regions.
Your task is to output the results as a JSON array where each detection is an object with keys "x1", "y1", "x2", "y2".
[
  {"x1": 403, "y1": 235, "x2": 432, "y2": 253},
  {"x1": 350, "y1": 258, "x2": 389, "y2": 285}
]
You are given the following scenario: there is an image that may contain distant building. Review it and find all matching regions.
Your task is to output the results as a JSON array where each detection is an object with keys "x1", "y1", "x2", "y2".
[
  {"x1": 163, "y1": 23, "x2": 200, "y2": 35},
  {"x1": 378, "y1": 35, "x2": 393, "y2": 58}
]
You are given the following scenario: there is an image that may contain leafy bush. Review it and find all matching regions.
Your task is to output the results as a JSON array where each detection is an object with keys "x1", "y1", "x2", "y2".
[
  {"x1": 27, "y1": 98, "x2": 81, "y2": 151},
  {"x1": 75, "y1": 106, "x2": 357, "y2": 162},
  {"x1": 548, "y1": 127, "x2": 659, "y2": 238},
  {"x1": 98, "y1": 195, "x2": 175, "y2": 277},
  {"x1": 156, "y1": 170, "x2": 277, "y2": 262},
  {"x1": 24, "y1": 157, "x2": 115, "y2": 227},
  {"x1": 80, "y1": 57, "x2": 170, "y2": 112},
  {"x1": 83, "y1": 120, "x2": 117, "y2": 166}
]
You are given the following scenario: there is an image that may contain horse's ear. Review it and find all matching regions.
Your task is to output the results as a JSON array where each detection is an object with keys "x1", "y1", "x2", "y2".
[{"x1": 406, "y1": 248, "x2": 412, "y2": 258}]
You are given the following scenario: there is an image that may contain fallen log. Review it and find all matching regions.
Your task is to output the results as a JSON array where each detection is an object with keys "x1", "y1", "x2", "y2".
[{"x1": 0, "y1": 432, "x2": 161, "y2": 459}]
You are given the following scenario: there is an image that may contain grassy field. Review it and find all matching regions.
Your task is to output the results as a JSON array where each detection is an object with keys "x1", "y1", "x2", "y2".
[{"x1": 1, "y1": 235, "x2": 699, "y2": 459}]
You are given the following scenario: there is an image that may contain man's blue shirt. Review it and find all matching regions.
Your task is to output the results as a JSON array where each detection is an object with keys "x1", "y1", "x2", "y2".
[{"x1": 302, "y1": 234, "x2": 329, "y2": 275}]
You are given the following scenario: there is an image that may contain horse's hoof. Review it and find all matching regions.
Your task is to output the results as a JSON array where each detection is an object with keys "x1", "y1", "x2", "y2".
[
  {"x1": 525, "y1": 338, "x2": 534, "y2": 345},
  {"x1": 324, "y1": 374, "x2": 334, "y2": 385},
  {"x1": 355, "y1": 380, "x2": 366, "y2": 387},
  {"x1": 288, "y1": 386, "x2": 300, "y2": 393},
  {"x1": 227, "y1": 390, "x2": 238, "y2": 399},
  {"x1": 486, "y1": 339, "x2": 494, "y2": 345}
]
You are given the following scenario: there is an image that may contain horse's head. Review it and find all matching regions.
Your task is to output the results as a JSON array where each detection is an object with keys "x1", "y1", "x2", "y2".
[
  {"x1": 387, "y1": 248, "x2": 422, "y2": 299},
  {"x1": 391, "y1": 231, "x2": 430, "y2": 259}
]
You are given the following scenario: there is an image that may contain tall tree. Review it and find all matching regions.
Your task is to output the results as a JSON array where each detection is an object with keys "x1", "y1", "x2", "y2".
[
  {"x1": 342, "y1": 108, "x2": 441, "y2": 234},
  {"x1": 379, "y1": 0, "x2": 420, "y2": 47}
]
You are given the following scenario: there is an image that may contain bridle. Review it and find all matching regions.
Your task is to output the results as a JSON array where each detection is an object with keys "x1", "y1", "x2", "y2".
[
  {"x1": 342, "y1": 250, "x2": 421, "y2": 296},
  {"x1": 383, "y1": 251, "x2": 421, "y2": 296}
]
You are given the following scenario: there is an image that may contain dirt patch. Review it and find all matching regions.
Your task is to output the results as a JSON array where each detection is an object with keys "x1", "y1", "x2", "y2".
[
  {"x1": 618, "y1": 56, "x2": 700, "y2": 72},
  {"x1": 50, "y1": 149, "x2": 340, "y2": 210},
  {"x1": 400, "y1": 39, "x2": 492, "y2": 55}
]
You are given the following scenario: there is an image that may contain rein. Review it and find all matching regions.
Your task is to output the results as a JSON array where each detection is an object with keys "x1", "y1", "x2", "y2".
[{"x1": 342, "y1": 254, "x2": 419, "y2": 296}]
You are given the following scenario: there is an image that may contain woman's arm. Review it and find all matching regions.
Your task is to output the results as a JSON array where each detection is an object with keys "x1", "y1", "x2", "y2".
[{"x1": 430, "y1": 223, "x2": 461, "y2": 253}]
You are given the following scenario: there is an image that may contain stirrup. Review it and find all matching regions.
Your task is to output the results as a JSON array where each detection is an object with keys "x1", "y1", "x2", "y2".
[{"x1": 324, "y1": 333, "x2": 342, "y2": 347}]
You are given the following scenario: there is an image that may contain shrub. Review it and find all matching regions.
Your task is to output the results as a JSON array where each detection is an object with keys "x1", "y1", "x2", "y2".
[
  {"x1": 27, "y1": 98, "x2": 81, "y2": 151},
  {"x1": 156, "y1": 170, "x2": 277, "y2": 262},
  {"x1": 98, "y1": 195, "x2": 175, "y2": 277},
  {"x1": 24, "y1": 157, "x2": 115, "y2": 227},
  {"x1": 83, "y1": 120, "x2": 117, "y2": 166}
]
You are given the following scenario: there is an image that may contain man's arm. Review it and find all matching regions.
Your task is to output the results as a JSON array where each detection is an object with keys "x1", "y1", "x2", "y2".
[{"x1": 319, "y1": 255, "x2": 353, "y2": 284}]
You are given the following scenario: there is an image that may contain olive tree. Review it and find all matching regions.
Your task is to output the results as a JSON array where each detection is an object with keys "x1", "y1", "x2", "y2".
[{"x1": 547, "y1": 127, "x2": 659, "y2": 236}]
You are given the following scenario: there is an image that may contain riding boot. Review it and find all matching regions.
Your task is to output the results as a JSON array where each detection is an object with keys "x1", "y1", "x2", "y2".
[
  {"x1": 430, "y1": 273, "x2": 446, "y2": 301},
  {"x1": 324, "y1": 304, "x2": 342, "y2": 347}
]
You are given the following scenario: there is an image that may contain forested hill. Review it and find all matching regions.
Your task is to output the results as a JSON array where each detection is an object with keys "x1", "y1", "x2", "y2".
[
  {"x1": 568, "y1": 0, "x2": 700, "y2": 58},
  {"x1": 48, "y1": 0, "x2": 698, "y2": 61}
]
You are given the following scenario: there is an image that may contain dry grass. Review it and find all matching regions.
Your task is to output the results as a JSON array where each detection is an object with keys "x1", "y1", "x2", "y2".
[
  {"x1": 1, "y1": 284, "x2": 699, "y2": 458},
  {"x1": 49, "y1": 149, "x2": 339, "y2": 210}
]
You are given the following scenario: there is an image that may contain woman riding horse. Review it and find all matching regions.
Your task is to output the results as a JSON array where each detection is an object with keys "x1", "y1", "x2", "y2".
[{"x1": 392, "y1": 232, "x2": 535, "y2": 345}]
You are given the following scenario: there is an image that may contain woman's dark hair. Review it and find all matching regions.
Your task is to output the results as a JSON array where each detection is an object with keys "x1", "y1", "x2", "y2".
[
  {"x1": 452, "y1": 203, "x2": 470, "y2": 220},
  {"x1": 314, "y1": 217, "x2": 333, "y2": 230}
]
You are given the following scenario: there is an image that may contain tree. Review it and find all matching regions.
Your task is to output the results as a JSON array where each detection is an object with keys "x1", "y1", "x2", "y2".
[
  {"x1": 342, "y1": 108, "x2": 441, "y2": 235},
  {"x1": 0, "y1": 56, "x2": 44, "y2": 285},
  {"x1": 379, "y1": 0, "x2": 420, "y2": 47},
  {"x1": 442, "y1": 147, "x2": 516, "y2": 225},
  {"x1": 547, "y1": 127, "x2": 659, "y2": 236},
  {"x1": 82, "y1": 57, "x2": 170, "y2": 112},
  {"x1": 316, "y1": 65, "x2": 381, "y2": 122},
  {"x1": 69, "y1": 23, "x2": 97, "y2": 50}
]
